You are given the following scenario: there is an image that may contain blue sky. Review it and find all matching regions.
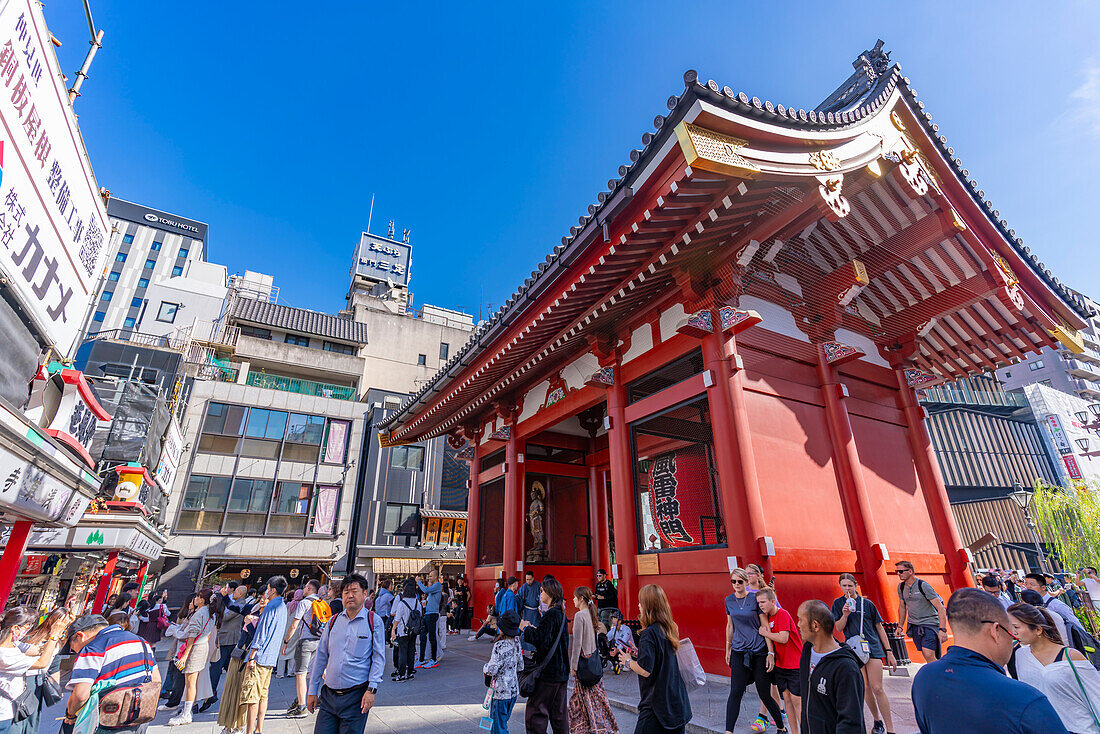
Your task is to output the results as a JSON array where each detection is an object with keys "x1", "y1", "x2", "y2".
[{"x1": 46, "y1": 2, "x2": 1100, "y2": 319}]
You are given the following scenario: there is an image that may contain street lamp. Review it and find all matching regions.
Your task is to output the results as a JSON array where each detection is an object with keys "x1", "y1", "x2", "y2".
[
  {"x1": 1009, "y1": 481, "x2": 1048, "y2": 574},
  {"x1": 1078, "y1": 438, "x2": 1092, "y2": 452},
  {"x1": 1090, "y1": 403, "x2": 1100, "y2": 418},
  {"x1": 1076, "y1": 411, "x2": 1090, "y2": 424}
]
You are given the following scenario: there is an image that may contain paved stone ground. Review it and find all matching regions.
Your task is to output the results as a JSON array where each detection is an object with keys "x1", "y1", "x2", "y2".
[{"x1": 44, "y1": 634, "x2": 922, "y2": 733}]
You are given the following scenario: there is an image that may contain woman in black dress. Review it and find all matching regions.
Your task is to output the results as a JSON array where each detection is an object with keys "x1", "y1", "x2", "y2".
[
  {"x1": 519, "y1": 576, "x2": 570, "y2": 734},
  {"x1": 612, "y1": 584, "x2": 691, "y2": 734}
]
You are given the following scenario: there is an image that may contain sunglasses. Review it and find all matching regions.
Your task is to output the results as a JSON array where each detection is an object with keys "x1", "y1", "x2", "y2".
[
  {"x1": 731, "y1": 579, "x2": 746, "y2": 585},
  {"x1": 982, "y1": 620, "x2": 1019, "y2": 641},
  {"x1": 894, "y1": 569, "x2": 911, "y2": 575}
]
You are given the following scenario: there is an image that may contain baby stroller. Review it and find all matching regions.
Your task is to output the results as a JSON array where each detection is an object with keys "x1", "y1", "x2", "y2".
[{"x1": 596, "y1": 631, "x2": 623, "y2": 675}]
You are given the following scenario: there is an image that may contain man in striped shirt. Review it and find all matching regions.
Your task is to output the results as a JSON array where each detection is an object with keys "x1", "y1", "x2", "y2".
[{"x1": 62, "y1": 614, "x2": 160, "y2": 734}]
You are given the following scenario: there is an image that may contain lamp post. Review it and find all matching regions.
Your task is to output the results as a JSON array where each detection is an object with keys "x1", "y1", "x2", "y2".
[{"x1": 1009, "y1": 482, "x2": 1048, "y2": 574}]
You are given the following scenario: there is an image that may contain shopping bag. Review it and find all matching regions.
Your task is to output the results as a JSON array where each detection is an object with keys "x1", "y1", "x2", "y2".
[
  {"x1": 72, "y1": 684, "x2": 103, "y2": 734},
  {"x1": 676, "y1": 638, "x2": 707, "y2": 689}
]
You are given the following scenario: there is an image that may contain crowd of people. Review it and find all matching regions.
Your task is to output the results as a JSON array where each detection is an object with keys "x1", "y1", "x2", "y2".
[{"x1": 5, "y1": 560, "x2": 1100, "y2": 734}]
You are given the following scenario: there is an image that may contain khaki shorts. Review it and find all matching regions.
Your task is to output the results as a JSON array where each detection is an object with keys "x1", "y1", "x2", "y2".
[{"x1": 238, "y1": 663, "x2": 274, "y2": 705}]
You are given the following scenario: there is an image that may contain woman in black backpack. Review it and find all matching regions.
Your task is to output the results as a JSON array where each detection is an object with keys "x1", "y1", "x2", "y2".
[
  {"x1": 391, "y1": 578, "x2": 422, "y2": 681},
  {"x1": 519, "y1": 576, "x2": 569, "y2": 734}
]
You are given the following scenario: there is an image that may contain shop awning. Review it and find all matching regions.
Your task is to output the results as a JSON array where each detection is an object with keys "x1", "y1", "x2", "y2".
[{"x1": 419, "y1": 509, "x2": 467, "y2": 520}]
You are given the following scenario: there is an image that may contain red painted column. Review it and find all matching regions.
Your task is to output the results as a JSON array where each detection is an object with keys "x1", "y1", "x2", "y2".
[
  {"x1": 503, "y1": 429, "x2": 524, "y2": 580},
  {"x1": 464, "y1": 437, "x2": 483, "y2": 604},
  {"x1": 132, "y1": 562, "x2": 149, "y2": 609},
  {"x1": 92, "y1": 551, "x2": 119, "y2": 614},
  {"x1": 893, "y1": 365, "x2": 975, "y2": 591},
  {"x1": 586, "y1": 453, "x2": 605, "y2": 570},
  {"x1": 702, "y1": 330, "x2": 764, "y2": 573},
  {"x1": 606, "y1": 363, "x2": 639, "y2": 610},
  {"x1": 814, "y1": 345, "x2": 894, "y2": 620},
  {"x1": 0, "y1": 520, "x2": 33, "y2": 609}
]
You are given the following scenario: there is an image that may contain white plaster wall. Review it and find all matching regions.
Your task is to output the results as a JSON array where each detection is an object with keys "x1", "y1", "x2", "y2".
[
  {"x1": 739, "y1": 296, "x2": 808, "y2": 344},
  {"x1": 659, "y1": 303, "x2": 688, "y2": 343},
  {"x1": 834, "y1": 328, "x2": 890, "y2": 368},
  {"x1": 622, "y1": 323, "x2": 654, "y2": 364},
  {"x1": 561, "y1": 352, "x2": 600, "y2": 391},
  {"x1": 519, "y1": 381, "x2": 550, "y2": 423}
]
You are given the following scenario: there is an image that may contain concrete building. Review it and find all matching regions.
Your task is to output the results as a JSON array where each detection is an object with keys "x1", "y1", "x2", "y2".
[
  {"x1": 997, "y1": 290, "x2": 1100, "y2": 401},
  {"x1": 93, "y1": 199, "x2": 211, "y2": 335}
]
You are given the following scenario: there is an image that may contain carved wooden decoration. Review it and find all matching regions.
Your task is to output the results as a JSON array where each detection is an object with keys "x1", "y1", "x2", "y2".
[
  {"x1": 817, "y1": 175, "x2": 851, "y2": 220},
  {"x1": 821, "y1": 340, "x2": 865, "y2": 366},
  {"x1": 585, "y1": 366, "x2": 615, "y2": 389}
]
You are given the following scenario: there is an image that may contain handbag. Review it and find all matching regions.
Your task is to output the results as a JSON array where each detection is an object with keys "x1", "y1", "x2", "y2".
[
  {"x1": 39, "y1": 673, "x2": 64, "y2": 707},
  {"x1": 519, "y1": 613, "x2": 566, "y2": 698},
  {"x1": 156, "y1": 607, "x2": 170, "y2": 631},
  {"x1": 1067, "y1": 647, "x2": 1100, "y2": 732},
  {"x1": 844, "y1": 597, "x2": 871, "y2": 665},
  {"x1": 576, "y1": 648, "x2": 603, "y2": 687},
  {"x1": 96, "y1": 640, "x2": 159, "y2": 728},
  {"x1": 0, "y1": 682, "x2": 36, "y2": 723}
]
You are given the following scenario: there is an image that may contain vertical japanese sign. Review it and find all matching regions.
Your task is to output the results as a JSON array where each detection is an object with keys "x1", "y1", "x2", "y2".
[
  {"x1": 155, "y1": 417, "x2": 183, "y2": 493},
  {"x1": 439, "y1": 518, "x2": 454, "y2": 545},
  {"x1": 1046, "y1": 415, "x2": 1073, "y2": 455},
  {"x1": 322, "y1": 419, "x2": 348, "y2": 464},
  {"x1": 0, "y1": 1, "x2": 109, "y2": 360},
  {"x1": 353, "y1": 233, "x2": 411, "y2": 287},
  {"x1": 646, "y1": 444, "x2": 721, "y2": 549},
  {"x1": 311, "y1": 484, "x2": 339, "y2": 535}
]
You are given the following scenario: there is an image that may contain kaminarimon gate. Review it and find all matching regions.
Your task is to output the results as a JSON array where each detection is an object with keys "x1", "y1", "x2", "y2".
[{"x1": 379, "y1": 43, "x2": 1089, "y2": 671}]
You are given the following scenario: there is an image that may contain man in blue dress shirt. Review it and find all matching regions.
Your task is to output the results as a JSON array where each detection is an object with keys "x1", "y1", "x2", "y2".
[
  {"x1": 516, "y1": 571, "x2": 541, "y2": 654},
  {"x1": 243, "y1": 575, "x2": 289, "y2": 734},
  {"x1": 416, "y1": 568, "x2": 443, "y2": 668},
  {"x1": 912, "y1": 588, "x2": 1067, "y2": 734},
  {"x1": 307, "y1": 573, "x2": 387, "y2": 734}
]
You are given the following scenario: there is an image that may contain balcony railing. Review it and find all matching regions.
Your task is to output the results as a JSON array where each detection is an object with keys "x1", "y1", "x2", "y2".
[
  {"x1": 245, "y1": 371, "x2": 356, "y2": 401},
  {"x1": 85, "y1": 329, "x2": 187, "y2": 351}
]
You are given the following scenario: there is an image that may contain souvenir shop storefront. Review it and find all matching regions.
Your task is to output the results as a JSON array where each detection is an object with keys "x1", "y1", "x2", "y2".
[{"x1": 377, "y1": 45, "x2": 1091, "y2": 672}]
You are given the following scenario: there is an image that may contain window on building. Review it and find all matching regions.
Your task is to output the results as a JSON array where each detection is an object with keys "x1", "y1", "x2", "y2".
[
  {"x1": 122, "y1": 234, "x2": 134, "y2": 244},
  {"x1": 239, "y1": 325, "x2": 272, "y2": 340},
  {"x1": 270, "y1": 482, "x2": 311, "y2": 534},
  {"x1": 225, "y1": 478, "x2": 274, "y2": 533},
  {"x1": 156, "y1": 302, "x2": 179, "y2": 323},
  {"x1": 1004, "y1": 371, "x2": 1011, "y2": 378},
  {"x1": 417, "y1": 354, "x2": 427, "y2": 366},
  {"x1": 286, "y1": 413, "x2": 325, "y2": 444},
  {"x1": 108, "y1": 272, "x2": 120, "y2": 282},
  {"x1": 632, "y1": 394, "x2": 725, "y2": 552},
  {"x1": 628, "y1": 350, "x2": 704, "y2": 403},
  {"x1": 144, "y1": 259, "x2": 156, "y2": 270},
  {"x1": 323, "y1": 341, "x2": 356, "y2": 355},
  {"x1": 137, "y1": 277, "x2": 149, "y2": 289},
  {"x1": 177, "y1": 475, "x2": 231, "y2": 532},
  {"x1": 439, "y1": 343, "x2": 450, "y2": 361},
  {"x1": 245, "y1": 408, "x2": 288, "y2": 440},
  {"x1": 1030, "y1": 360, "x2": 1045, "y2": 371},
  {"x1": 477, "y1": 478, "x2": 504, "y2": 564},
  {"x1": 284, "y1": 334, "x2": 310, "y2": 347},
  {"x1": 171, "y1": 266, "x2": 183, "y2": 277},
  {"x1": 131, "y1": 297, "x2": 143, "y2": 309},
  {"x1": 383, "y1": 503, "x2": 420, "y2": 536},
  {"x1": 178, "y1": 247, "x2": 189, "y2": 259},
  {"x1": 203, "y1": 402, "x2": 247, "y2": 435},
  {"x1": 92, "y1": 311, "x2": 105, "y2": 322},
  {"x1": 123, "y1": 317, "x2": 136, "y2": 328},
  {"x1": 391, "y1": 445, "x2": 425, "y2": 470},
  {"x1": 150, "y1": 240, "x2": 162, "y2": 251},
  {"x1": 115, "y1": 253, "x2": 127, "y2": 263},
  {"x1": 101, "y1": 291, "x2": 113, "y2": 302}
]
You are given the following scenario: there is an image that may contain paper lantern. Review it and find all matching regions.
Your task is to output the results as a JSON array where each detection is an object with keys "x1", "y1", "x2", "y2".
[{"x1": 647, "y1": 444, "x2": 718, "y2": 548}]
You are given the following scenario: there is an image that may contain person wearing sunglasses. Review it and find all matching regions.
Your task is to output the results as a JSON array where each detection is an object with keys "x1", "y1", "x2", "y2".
[
  {"x1": 724, "y1": 569, "x2": 785, "y2": 734},
  {"x1": 894, "y1": 560, "x2": 947, "y2": 663},
  {"x1": 912, "y1": 588, "x2": 1068, "y2": 734}
]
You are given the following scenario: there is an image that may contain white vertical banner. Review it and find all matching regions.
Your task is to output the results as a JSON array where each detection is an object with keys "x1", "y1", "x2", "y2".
[{"x1": 0, "y1": 0, "x2": 110, "y2": 359}]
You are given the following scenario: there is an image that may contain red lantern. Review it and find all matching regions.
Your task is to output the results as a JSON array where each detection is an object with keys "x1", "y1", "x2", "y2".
[{"x1": 647, "y1": 444, "x2": 719, "y2": 548}]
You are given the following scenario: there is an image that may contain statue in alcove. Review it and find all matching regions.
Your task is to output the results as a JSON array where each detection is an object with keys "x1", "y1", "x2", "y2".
[{"x1": 526, "y1": 481, "x2": 547, "y2": 562}]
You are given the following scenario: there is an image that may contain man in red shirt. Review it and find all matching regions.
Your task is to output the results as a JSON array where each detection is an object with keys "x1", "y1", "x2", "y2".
[{"x1": 757, "y1": 588, "x2": 803, "y2": 734}]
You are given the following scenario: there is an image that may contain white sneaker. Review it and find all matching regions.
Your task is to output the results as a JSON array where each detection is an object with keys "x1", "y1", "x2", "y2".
[
  {"x1": 167, "y1": 713, "x2": 192, "y2": 726},
  {"x1": 158, "y1": 704, "x2": 178, "y2": 712},
  {"x1": 467, "y1": 635, "x2": 476, "y2": 641}
]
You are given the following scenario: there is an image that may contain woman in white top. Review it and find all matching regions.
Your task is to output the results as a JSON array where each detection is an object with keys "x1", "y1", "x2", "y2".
[
  {"x1": 391, "y1": 578, "x2": 423, "y2": 681},
  {"x1": 1008, "y1": 601, "x2": 1100, "y2": 734},
  {"x1": 169, "y1": 589, "x2": 223, "y2": 726},
  {"x1": 0, "y1": 607, "x2": 68, "y2": 734}
]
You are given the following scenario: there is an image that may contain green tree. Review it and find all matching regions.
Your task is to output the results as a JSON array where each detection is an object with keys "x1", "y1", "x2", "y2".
[{"x1": 1031, "y1": 481, "x2": 1100, "y2": 575}]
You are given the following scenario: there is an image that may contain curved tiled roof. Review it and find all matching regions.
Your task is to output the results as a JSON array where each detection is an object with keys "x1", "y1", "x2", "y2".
[
  {"x1": 380, "y1": 42, "x2": 1089, "y2": 433},
  {"x1": 230, "y1": 298, "x2": 369, "y2": 344}
]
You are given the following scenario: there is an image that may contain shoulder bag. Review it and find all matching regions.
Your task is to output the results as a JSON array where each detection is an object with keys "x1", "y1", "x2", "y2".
[
  {"x1": 576, "y1": 619, "x2": 604, "y2": 688},
  {"x1": 39, "y1": 671, "x2": 63, "y2": 707},
  {"x1": 519, "y1": 613, "x2": 566, "y2": 698},
  {"x1": 844, "y1": 596, "x2": 871, "y2": 665},
  {"x1": 1066, "y1": 647, "x2": 1100, "y2": 732},
  {"x1": 96, "y1": 640, "x2": 159, "y2": 727},
  {"x1": 0, "y1": 682, "x2": 36, "y2": 723}
]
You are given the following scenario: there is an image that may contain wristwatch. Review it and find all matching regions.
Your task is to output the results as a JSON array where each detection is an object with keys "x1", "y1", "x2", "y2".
[{"x1": 366, "y1": 686, "x2": 378, "y2": 694}]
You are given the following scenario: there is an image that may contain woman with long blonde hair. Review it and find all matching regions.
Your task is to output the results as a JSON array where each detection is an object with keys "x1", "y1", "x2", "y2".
[
  {"x1": 567, "y1": 586, "x2": 618, "y2": 733},
  {"x1": 613, "y1": 585, "x2": 691, "y2": 733}
]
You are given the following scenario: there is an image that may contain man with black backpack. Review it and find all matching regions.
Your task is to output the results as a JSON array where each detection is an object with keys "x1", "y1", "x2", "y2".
[
  {"x1": 1023, "y1": 572, "x2": 1100, "y2": 668},
  {"x1": 282, "y1": 579, "x2": 328, "y2": 719},
  {"x1": 895, "y1": 560, "x2": 948, "y2": 663}
]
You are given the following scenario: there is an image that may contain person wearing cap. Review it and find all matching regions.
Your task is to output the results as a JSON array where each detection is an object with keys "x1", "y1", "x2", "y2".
[
  {"x1": 62, "y1": 614, "x2": 160, "y2": 734},
  {"x1": 483, "y1": 610, "x2": 522, "y2": 734},
  {"x1": 594, "y1": 569, "x2": 619, "y2": 629}
]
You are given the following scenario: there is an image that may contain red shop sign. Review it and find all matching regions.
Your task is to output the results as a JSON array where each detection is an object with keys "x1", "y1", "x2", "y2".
[{"x1": 22, "y1": 555, "x2": 47, "y2": 575}]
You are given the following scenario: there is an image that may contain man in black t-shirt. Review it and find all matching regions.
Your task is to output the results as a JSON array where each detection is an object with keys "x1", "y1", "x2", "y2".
[
  {"x1": 453, "y1": 576, "x2": 470, "y2": 631},
  {"x1": 594, "y1": 568, "x2": 619, "y2": 627}
]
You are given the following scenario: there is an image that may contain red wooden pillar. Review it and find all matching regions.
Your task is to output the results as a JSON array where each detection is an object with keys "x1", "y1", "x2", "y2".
[
  {"x1": 701, "y1": 330, "x2": 766, "y2": 574},
  {"x1": 814, "y1": 345, "x2": 894, "y2": 620},
  {"x1": 586, "y1": 454, "x2": 605, "y2": 570},
  {"x1": 606, "y1": 363, "x2": 639, "y2": 610},
  {"x1": 92, "y1": 551, "x2": 119, "y2": 615},
  {"x1": 0, "y1": 520, "x2": 33, "y2": 609},
  {"x1": 464, "y1": 434, "x2": 483, "y2": 606},
  {"x1": 503, "y1": 429, "x2": 525, "y2": 579},
  {"x1": 132, "y1": 562, "x2": 149, "y2": 609},
  {"x1": 892, "y1": 364, "x2": 974, "y2": 591}
]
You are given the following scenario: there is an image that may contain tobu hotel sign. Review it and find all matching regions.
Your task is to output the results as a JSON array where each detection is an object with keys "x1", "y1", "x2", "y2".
[
  {"x1": 0, "y1": 0, "x2": 110, "y2": 360},
  {"x1": 353, "y1": 232, "x2": 411, "y2": 287}
]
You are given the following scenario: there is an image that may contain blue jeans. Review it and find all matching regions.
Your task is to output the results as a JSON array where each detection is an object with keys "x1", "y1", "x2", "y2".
[
  {"x1": 490, "y1": 696, "x2": 516, "y2": 734},
  {"x1": 314, "y1": 685, "x2": 370, "y2": 734},
  {"x1": 0, "y1": 717, "x2": 13, "y2": 734}
]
